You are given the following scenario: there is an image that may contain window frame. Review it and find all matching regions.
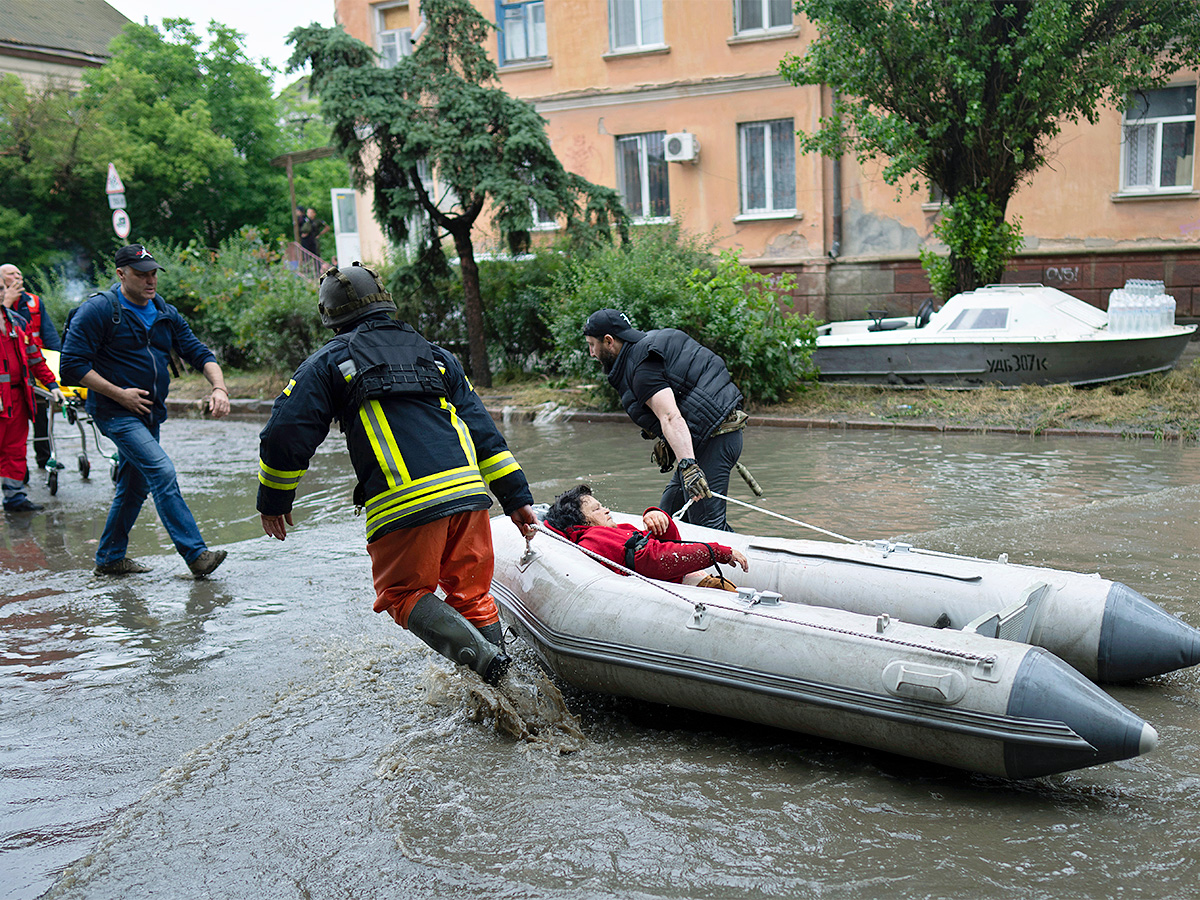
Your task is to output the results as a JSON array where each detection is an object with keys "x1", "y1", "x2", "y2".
[
  {"x1": 733, "y1": 0, "x2": 794, "y2": 36},
  {"x1": 1119, "y1": 84, "x2": 1196, "y2": 195},
  {"x1": 374, "y1": 1, "x2": 412, "y2": 69},
  {"x1": 737, "y1": 118, "x2": 797, "y2": 218},
  {"x1": 609, "y1": 0, "x2": 666, "y2": 52},
  {"x1": 496, "y1": 0, "x2": 548, "y2": 65},
  {"x1": 615, "y1": 131, "x2": 671, "y2": 223}
]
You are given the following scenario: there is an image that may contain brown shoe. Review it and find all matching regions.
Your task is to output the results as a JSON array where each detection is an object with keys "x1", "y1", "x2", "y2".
[
  {"x1": 188, "y1": 549, "x2": 227, "y2": 579},
  {"x1": 94, "y1": 558, "x2": 152, "y2": 576}
]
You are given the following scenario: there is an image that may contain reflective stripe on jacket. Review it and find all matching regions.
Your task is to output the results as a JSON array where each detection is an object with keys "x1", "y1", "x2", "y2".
[{"x1": 1, "y1": 308, "x2": 58, "y2": 419}]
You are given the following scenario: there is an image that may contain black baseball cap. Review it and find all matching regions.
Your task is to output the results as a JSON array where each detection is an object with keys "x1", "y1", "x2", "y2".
[
  {"x1": 114, "y1": 244, "x2": 164, "y2": 272},
  {"x1": 583, "y1": 308, "x2": 646, "y2": 343}
]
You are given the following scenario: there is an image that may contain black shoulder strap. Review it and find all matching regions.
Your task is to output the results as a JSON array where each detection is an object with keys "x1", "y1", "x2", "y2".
[{"x1": 82, "y1": 289, "x2": 121, "y2": 342}]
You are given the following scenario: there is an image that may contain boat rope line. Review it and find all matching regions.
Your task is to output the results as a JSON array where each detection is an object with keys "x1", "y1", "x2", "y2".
[
  {"x1": 527, "y1": 524, "x2": 996, "y2": 664},
  {"x1": 709, "y1": 491, "x2": 862, "y2": 545}
]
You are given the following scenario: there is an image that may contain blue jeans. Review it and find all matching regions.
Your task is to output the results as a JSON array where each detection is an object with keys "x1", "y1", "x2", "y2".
[
  {"x1": 95, "y1": 416, "x2": 207, "y2": 566},
  {"x1": 659, "y1": 429, "x2": 744, "y2": 532}
]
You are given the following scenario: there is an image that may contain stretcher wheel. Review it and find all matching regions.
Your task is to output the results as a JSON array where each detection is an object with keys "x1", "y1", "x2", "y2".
[
  {"x1": 78, "y1": 454, "x2": 91, "y2": 479},
  {"x1": 48, "y1": 470, "x2": 58, "y2": 495},
  {"x1": 109, "y1": 460, "x2": 119, "y2": 483},
  {"x1": 66, "y1": 406, "x2": 77, "y2": 425}
]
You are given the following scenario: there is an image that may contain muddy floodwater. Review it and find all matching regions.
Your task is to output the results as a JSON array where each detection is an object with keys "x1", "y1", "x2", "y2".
[{"x1": 3, "y1": 413, "x2": 1200, "y2": 900}]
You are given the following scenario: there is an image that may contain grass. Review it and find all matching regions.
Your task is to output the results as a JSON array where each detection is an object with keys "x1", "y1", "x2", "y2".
[{"x1": 171, "y1": 354, "x2": 1200, "y2": 441}]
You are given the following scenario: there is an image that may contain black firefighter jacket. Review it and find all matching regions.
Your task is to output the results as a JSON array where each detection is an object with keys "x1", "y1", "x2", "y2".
[{"x1": 256, "y1": 315, "x2": 532, "y2": 542}]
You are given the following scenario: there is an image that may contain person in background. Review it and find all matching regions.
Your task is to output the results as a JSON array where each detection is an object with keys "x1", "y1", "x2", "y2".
[
  {"x1": 1, "y1": 293, "x2": 63, "y2": 511},
  {"x1": 299, "y1": 206, "x2": 330, "y2": 273},
  {"x1": 544, "y1": 484, "x2": 748, "y2": 585},
  {"x1": 1, "y1": 263, "x2": 61, "y2": 471},
  {"x1": 59, "y1": 244, "x2": 229, "y2": 578},
  {"x1": 257, "y1": 263, "x2": 536, "y2": 685},
  {"x1": 583, "y1": 308, "x2": 746, "y2": 531}
]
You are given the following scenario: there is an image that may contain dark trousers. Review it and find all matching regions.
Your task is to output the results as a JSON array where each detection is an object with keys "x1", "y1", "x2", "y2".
[
  {"x1": 659, "y1": 429, "x2": 743, "y2": 532},
  {"x1": 32, "y1": 398, "x2": 50, "y2": 467}
]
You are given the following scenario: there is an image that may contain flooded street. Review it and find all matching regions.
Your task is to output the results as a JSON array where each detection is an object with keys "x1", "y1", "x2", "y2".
[{"x1": 3, "y1": 413, "x2": 1200, "y2": 900}]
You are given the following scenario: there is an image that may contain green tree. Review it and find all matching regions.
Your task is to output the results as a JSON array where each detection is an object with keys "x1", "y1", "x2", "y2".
[
  {"x1": 780, "y1": 0, "x2": 1200, "y2": 295},
  {"x1": 83, "y1": 19, "x2": 287, "y2": 248},
  {"x1": 0, "y1": 75, "x2": 112, "y2": 269},
  {"x1": 289, "y1": 0, "x2": 627, "y2": 386}
]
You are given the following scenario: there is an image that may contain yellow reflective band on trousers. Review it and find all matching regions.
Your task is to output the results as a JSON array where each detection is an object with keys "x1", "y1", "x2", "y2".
[
  {"x1": 359, "y1": 399, "x2": 411, "y2": 487},
  {"x1": 363, "y1": 467, "x2": 488, "y2": 537},
  {"x1": 478, "y1": 450, "x2": 520, "y2": 484},
  {"x1": 259, "y1": 459, "x2": 305, "y2": 491}
]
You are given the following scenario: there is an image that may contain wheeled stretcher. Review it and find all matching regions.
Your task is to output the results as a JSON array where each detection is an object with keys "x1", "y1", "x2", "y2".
[{"x1": 34, "y1": 349, "x2": 118, "y2": 495}]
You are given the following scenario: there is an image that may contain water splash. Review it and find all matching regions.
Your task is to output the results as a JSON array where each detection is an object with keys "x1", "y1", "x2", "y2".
[{"x1": 463, "y1": 664, "x2": 585, "y2": 753}]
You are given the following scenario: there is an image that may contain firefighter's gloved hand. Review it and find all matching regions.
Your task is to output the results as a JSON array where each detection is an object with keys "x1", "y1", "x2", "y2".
[
  {"x1": 677, "y1": 458, "x2": 712, "y2": 500},
  {"x1": 651, "y1": 438, "x2": 675, "y2": 473}
]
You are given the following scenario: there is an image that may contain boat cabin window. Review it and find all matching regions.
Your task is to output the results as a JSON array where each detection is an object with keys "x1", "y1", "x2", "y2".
[{"x1": 945, "y1": 307, "x2": 1008, "y2": 330}]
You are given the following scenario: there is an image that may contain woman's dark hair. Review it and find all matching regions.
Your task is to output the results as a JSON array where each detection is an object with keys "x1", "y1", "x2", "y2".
[{"x1": 545, "y1": 484, "x2": 594, "y2": 532}]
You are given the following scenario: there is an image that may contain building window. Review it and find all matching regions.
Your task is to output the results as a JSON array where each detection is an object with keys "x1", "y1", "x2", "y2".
[
  {"x1": 376, "y1": 2, "x2": 412, "y2": 68},
  {"x1": 1121, "y1": 85, "x2": 1196, "y2": 193},
  {"x1": 610, "y1": 0, "x2": 664, "y2": 51},
  {"x1": 616, "y1": 132, "x2": 670, "y2": 221},
  {"x1": 531, "y1": 201, "x2": 558, "y2": 230},
  {"x1": 739, "y1": 118, "x2": 796, "y2": 215},
  {"x1": 734, "y1": 0, "x2": 793, "y2": 34},
  {"x1": 497, "y1": 1, "x2": 547, "y2": 63}
]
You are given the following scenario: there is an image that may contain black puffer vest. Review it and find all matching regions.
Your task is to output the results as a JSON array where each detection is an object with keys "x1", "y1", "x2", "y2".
[{"x1": 608, "y1": 328, "x2": 743, "y2": 446}]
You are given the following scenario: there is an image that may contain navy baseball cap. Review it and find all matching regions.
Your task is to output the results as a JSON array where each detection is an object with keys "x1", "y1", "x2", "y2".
[
  {"x1": 114, "y1": 244, "x2": 164, "y2": 272},
  {"x1": 583, "y1": 308, "x2": 645, "y2": 342}
]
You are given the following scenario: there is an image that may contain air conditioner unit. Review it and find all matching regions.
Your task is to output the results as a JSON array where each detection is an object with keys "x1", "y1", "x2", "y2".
[{"x1": 664, "y1": 132, "x2": 700, "y2": 163}]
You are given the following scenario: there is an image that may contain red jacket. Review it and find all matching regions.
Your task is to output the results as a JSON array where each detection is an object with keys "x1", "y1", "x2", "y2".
[
  {"x1": 559, "y1": 508, "x2": 736, "y2": 583},
  {"x1": 1, "y1": 307, "x2": 58, "y2": 420}
]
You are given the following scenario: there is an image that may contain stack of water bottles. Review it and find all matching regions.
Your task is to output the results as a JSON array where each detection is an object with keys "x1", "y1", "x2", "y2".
[{"x1": 1107, "y1": 279, "x2": 1177, "y2": 334}]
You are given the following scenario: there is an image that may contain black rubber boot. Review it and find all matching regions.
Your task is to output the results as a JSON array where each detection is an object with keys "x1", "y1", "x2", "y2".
[
  {"x1": 478, "y1": 622, "x2": 505, "y2": 651},
  {"x1": 407, "y1": 594, "x2": 511, "y2": 685}
]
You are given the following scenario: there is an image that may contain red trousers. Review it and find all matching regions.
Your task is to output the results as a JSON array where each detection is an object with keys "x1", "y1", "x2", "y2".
[
  {"x1": 0, "y1": 393, "x2": 30, "y2": 482},
  {"x1": 367, "y1": 508, "x2": 500, "y2": 630}
]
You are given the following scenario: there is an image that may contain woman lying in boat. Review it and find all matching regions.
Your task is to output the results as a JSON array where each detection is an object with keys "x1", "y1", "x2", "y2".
[{"x1": 543, "y1": 485, "x2": 748, "y2": 587}]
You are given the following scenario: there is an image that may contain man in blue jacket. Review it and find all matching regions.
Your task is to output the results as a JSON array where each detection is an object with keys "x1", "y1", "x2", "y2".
[
  {"x1": 2, "y1": 262, "x2": 62, "y2": 471},
  {"x1": 59, "y1": 244, "x2": 229, "y2": 578}
]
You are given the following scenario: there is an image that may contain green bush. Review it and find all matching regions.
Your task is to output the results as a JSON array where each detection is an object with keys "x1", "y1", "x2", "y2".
[
  {"x1": 136, "y1": 229, "x2": 326, "y2": 371},
  {"x1": 479, "y1": 249, "x2": 566, "y2": 378},
  {"x1": 545, "y1": 227, "x2": 817, "y2": 405}
]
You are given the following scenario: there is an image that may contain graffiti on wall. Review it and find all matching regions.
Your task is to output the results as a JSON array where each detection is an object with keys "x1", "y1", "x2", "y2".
[{"x1": 1044, "y1": 266, "x2": 1080, "y2": 284}]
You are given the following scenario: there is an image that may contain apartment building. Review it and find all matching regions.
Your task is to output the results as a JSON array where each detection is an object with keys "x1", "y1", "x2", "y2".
[{"x1": 334, "y1": 0, "x2": 1200, "y2": 322}]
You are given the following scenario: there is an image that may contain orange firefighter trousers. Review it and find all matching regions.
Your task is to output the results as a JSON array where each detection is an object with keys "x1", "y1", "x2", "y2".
[{"x1": 367, "y1": 508, "x2": 500, "y2": 630}]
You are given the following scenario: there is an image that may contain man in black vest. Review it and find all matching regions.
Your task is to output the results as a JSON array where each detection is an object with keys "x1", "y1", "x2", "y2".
[{"x1": 584, "y1": 308, "x2": 745, "y2": 531}]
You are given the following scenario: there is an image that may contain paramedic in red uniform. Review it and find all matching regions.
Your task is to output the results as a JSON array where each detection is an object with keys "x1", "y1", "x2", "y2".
[
  {"x1": 1, "y1": 299, "x2": 63, "y2": 511},
  {"x1": 256, "y1": 263, "x2": 536, "y2": 684},
  {"x1": 1, "y1": 263, "x2": 62, "y2": 471}
]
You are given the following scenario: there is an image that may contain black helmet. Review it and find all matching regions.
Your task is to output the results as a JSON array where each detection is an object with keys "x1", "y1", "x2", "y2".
[{"x1": 317, "y1": 262, "x2": 396, "y2": 329}]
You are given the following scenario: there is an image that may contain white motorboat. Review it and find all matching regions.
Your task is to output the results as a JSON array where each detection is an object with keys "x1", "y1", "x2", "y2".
[
  {"x1": 813, "y1": 283, "x2": 1196, "y2": 387},
  {"x1": 489, "y1": 515, "x2": 1160, "y2": 779}
]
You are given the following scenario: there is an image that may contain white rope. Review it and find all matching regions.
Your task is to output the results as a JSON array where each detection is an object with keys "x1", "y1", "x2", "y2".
[{"x1": 710, "y1": 491, "x2": 863, "y2": 545}]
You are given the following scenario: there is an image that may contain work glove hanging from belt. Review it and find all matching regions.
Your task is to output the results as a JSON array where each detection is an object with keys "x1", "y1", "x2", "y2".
[
  {"x1": 651, "y1": 438, "x2": 676, "y2": 473},
  {"x1": 676, "y1": 458, "x2": 712, "y2": 500}
]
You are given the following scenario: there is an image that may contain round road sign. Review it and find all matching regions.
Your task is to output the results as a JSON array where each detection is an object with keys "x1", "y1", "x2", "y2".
[{"x1": 112, "y1": 208, "x2": 131, "y2": 239}]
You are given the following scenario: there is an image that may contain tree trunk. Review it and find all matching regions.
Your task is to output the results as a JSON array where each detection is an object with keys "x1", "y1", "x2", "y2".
[
  {"x1": 450, "y1": 226, "x2": 492, "y2": 387},
  {"x1": 950, "y1": 253, "x2": 978, "y2": 294}
]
